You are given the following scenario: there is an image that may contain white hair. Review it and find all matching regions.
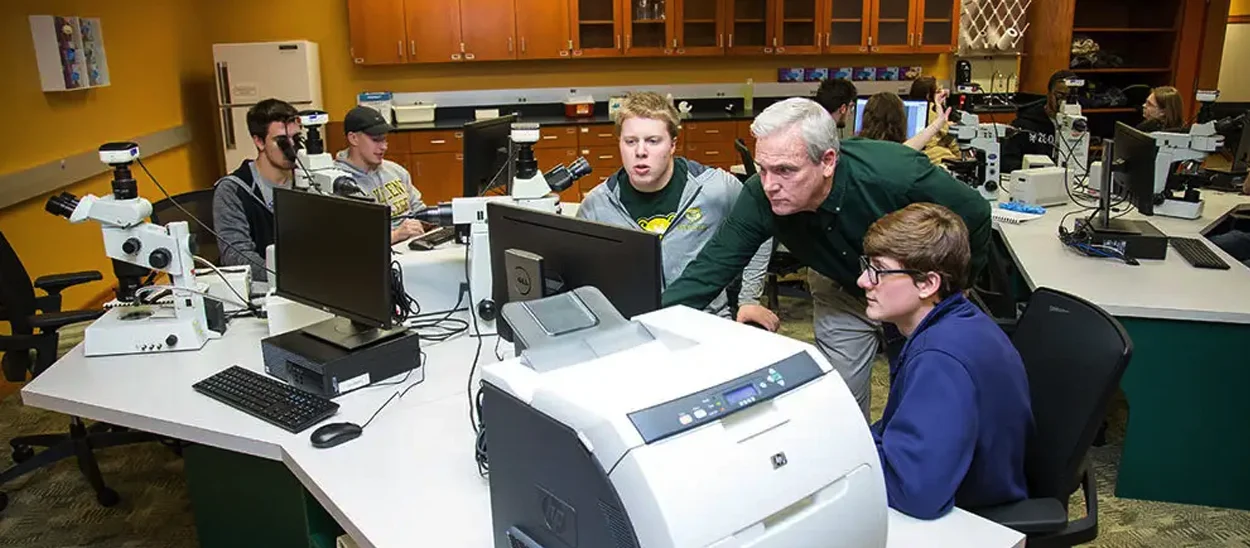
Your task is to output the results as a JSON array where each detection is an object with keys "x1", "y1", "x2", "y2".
[{"x1": 750, "y1": 97, "x2": 841, "y2": 164}]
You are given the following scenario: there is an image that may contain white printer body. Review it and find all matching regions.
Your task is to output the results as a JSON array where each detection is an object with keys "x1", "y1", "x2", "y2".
[{"x1": 482, "y1": 293, "x2": 888, "y2": 548}]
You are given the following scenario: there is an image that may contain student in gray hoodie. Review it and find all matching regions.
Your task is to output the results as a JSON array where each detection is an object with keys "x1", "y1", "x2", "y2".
[
  {"x1": 334, "y1": 106, "x2": 428, "y2": 244},
  {"x1": 577, "y1": 92, "x2": 776, "y2": 326}
]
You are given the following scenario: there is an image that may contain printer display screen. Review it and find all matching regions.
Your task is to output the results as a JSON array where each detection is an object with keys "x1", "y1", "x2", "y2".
[{"x1": 724, "y1": 383, "x2": 759, "y2": 405}]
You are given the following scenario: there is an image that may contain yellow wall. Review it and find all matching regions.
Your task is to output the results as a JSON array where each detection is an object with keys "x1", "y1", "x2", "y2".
[
  {"x1": 1232, "y1": 0, "x2": 1250, "y2": 16},
  {"x1": 0, "y1": 0, "x2": 218, "y2": 308},
  {"x1": 200, "y1": 0, "x2": 950, "y2": 117}
]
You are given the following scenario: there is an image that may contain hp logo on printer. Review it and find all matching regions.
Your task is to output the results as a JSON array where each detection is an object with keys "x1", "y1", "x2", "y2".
[{"x1": 771, "y1": 452, "x2": 789, "y2": 469}]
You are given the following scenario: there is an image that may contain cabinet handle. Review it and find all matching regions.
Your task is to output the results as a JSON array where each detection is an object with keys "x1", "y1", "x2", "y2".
[
  {"x1": 509, "y1": 37, "x2": 514, "y2": 53},
  {"x1": 705, "y1": 129, "x2": 720, "y2": 134},
  {"x1": 410, "y1": 41, "x2": 416, "y2": 56},
  {"x1": 718, "y1": 34, "x2": 723, "y2": 48},
  {"x1": 431, "y1": 139, "x2": 447, "y2": 144},
  {"x1": 616, "y1": 35, "x2": 621, "y2": 49},
  {"x1": 773, "y1": 37, "x2": 778, "y2": 47},
  {"x1": 456, "y1": 154, "x2": 464, "y2": 161},
  {"x1": 465, "y1": 53, "x2": 476, "y2": 60},
  {"x1": 705, "y1": 151, "x2": 720, "y2": 156},
  {"x1": 729, "y1": 34, "x2": 733, "y2": 48},
  {"x1": 521, "y1": 37, "x2": 527, "y2": 53},
  {"x1": 397, "y1": 41, "x2": 404, "y2": 58},
  {"x1": 673, "y1": 38, "x2": 678, "y2": 48},
  {"x1": 454, "y1": 132, "x2": 463, "y2": 138},
  {"x1": 460, "y1": 42, "x2": 466, "y2": 53},
  {"x1": 626, "y1": 35, "x2": 631, "y2": 49},
  {"x1": 542, "y1": 135, "x2": 557, "y2": 140},
  {"x1": 909, "y1": 33, "x2": 913, "y2": 46},
  {"x1": 597, "y1": 133, "x2": 613, "y2": 138},
  {"x1": 597, "y1": 155, "x2": 614, "y2": 160},
  {"x1": 918, "y1": 34, "x2": 923, "y2": 46},
  {"x1": 567, "y1": 39, "x2": 573, "y2": 50}
]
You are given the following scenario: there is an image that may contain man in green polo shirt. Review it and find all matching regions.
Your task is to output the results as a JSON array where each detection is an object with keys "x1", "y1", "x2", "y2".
[{"x1": 662, "y1": 97, "x2": 991, "y2": 419}]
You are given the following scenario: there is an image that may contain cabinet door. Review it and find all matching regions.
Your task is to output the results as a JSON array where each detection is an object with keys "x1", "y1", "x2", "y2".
[
  {"x1": 534, "y1": 147, "x2": 583, "y2": 202},
  {"x1": 580, "y1": 146, "x2": 622, "y2": 196},
  {"x1": 869, "y1": 0, "x2": 916, "y2": 53},
  {"x1": 348, "y1": 0, "x2": 410, "y2": 65},
  {"x1": 571, "y1": 0, "x2": 625, "y2": 57},
  {"x1": 462, "y1": 0, "x2": 518, "y2": 61},
  {"x1": 623, "y1": 0, "x2": 673, "y2": 56},
  {"x1": 675, "y1": 0, "x2": 726, "y2": 56},
  {"x1": 824, "y1": 0, "x2": 870, "y2": 53},
  {"x1": 775, "y1": 0, "x2": 821, "y2": 54},
  {"x1": 727, "y1": 0, "x2": 773, "y2": 55},
  {"x1": 517, "y1": 0, "x2": 572, "y2": 59},
  {"x1": 915, "y1": 0, "x2": 957, "y2": 53},
  {"x1": 412, "y1": 152, "x2": 465, "y2": 204},
  {"x1": 408, "y1": 0, "x2": 464, "y2": 62}
]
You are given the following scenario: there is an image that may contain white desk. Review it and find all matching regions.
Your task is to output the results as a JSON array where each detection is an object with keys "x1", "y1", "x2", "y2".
[
  {"x1": 22, "y1": 316, "x2": 1023, "y2": 548},
  {"x1": 995, "y1": 190, "x2": 1250, "y2": 323}
]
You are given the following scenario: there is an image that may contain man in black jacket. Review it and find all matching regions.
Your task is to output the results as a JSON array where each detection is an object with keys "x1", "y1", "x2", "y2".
[
  {"x1": 1001, "y1": 71, "x2": 1076, "y2": 173},
  {"x1": 212, "y1": 99, "x2": 301, "y2": 282}
]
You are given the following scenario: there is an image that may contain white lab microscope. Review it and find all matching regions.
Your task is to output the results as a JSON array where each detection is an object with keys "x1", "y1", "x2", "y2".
[{"x1": 946, "y1": 111, "x2": 1013, "y2": 200}]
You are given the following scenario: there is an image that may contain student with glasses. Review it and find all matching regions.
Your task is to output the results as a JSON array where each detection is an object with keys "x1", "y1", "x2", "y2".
[{"x1": 856, "y1": 202, "x2": 1032, "y2": 520}]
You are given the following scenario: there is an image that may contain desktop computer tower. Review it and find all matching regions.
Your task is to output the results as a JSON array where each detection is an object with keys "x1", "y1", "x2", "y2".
[{"x1": 261, "y1": 328, "x2": 421, "y2": 398}]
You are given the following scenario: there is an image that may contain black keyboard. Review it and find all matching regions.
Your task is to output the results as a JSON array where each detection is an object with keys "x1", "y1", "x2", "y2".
[
  {"x1": 1170, "y1": 237, "x2": 1231, "y2": 270},
  {"x1": 408, "y1": 226, "x2": 456, "y2": 251},
  {"x1": 192, "y1": 366, "x2": 339, "y2": 433}
]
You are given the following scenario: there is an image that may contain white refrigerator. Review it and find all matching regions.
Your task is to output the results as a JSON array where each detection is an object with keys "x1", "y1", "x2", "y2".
[{"x1": 213, "y1": 41, "x2": 323, "y2": 171}]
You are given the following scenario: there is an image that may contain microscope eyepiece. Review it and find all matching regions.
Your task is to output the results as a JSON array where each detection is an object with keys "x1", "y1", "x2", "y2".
[{"x1": 45, "y1": 192, "x2": 80, "y2": 219}]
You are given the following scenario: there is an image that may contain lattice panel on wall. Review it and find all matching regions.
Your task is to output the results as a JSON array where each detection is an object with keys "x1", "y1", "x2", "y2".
[{"x1": 960, "y1": 0, "x2": 1032, "y2": 55}]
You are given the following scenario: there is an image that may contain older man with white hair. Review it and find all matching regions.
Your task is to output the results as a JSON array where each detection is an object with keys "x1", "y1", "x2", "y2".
[{"x1": 662, "y1": 97, "x2": 992, "y2": 419}]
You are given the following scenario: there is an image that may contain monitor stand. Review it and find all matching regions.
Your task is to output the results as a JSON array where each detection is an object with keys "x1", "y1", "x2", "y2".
[
  {"x1": 302, "y1": 317, "x2": 407, "y2": 351},
  {"x1": 1088, "y1": 216, "x2": 1142, "y2": 236}
]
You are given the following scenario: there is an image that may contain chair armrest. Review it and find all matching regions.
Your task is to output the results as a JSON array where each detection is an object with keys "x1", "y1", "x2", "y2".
[
  {"x1": 0, "y1": 332, "x2": 37, "y2": 352},
  {"x1": 28, "y1": 309, "x2": 106, "y2": 333},
  {"x1": 34, "y1": 271, "x2": 103, "y2": 295},
  {"x1": 969, "y1": 497, "x2": 1068, "y2": 534}
]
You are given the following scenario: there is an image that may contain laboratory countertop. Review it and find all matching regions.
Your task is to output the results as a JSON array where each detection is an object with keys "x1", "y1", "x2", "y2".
[{"x1": 391, "y1": 109, "x2": 756, "y2": 132}]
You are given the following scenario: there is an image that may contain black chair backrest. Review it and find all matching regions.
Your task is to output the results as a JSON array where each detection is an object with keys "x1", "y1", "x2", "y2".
[
  {"x1": 150, "y1": 189, "x2": 220, "y2": 265},
  {"x1": 734, "y1": 139, "x2": 757, "y2": 177},
  {"x1": 1012, "y1": 287, "x2": 1132, "y2": 500},
  {"x1": 0, "y1": 230, "x2": 38, "y2": 334}
]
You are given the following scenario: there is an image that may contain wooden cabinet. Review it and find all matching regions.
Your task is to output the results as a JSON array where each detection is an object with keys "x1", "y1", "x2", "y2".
[
  {"x1": 824, "y1": 0, "x2": 871, "y2": 52},
  {"x1": 517, "y1": 0, "x2": 572, "y2": 59},
  {"x1": 623, "y1": 0, "x2": 671, "y2": 56},
  {"x1": 865, "y1": 0, "x2": 956, "y2": 53},
  {"x1": 580, "y1": 146, "x2": 621, "y2": 196},
  {"x1": 727, "y1": 0, "x2": 773, "y2": 54},
  {"x1": 914, "y1": 0, "x2": 958, "y2": 53},
  {"x1": 676, "y1": 0, "x2": 727, "y2": 56},
  {"x1": 407, "y1": 0, "x2": 463, "y2": 63},
  {"x1": 411, "y1": 152, "x2": 464, "y2": 205},
  {"x1": 775, "y1": 0, "x2": 822, "y2": 54},
  {"x1": 460, "y1": 0, "x2": 519, "y2": 61},
  {"x1": 571, "y1": 0, "x2": 624, "y2": 57},
  {"x1": 347, "y1": 0, "x2": 409, "y2": 65}
]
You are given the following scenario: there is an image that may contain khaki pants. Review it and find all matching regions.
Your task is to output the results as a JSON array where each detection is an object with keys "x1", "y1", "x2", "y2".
[{"x1": 808, "y1": 269, "x2": 881, "y2": 421}]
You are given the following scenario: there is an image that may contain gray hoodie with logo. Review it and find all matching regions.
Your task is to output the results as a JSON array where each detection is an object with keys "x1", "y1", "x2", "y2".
[
  {"x1": 576, "y1": 159, "x2": 772, "y2": 318},
  {"x1": 334, "y1": 151, "x2": 424, "y2": 228}
]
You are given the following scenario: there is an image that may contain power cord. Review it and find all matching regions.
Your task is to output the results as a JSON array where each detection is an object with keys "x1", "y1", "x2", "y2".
[
  {"x1": 359, "y1": 350, "x2": 427, "y2": 430},
  {"x1": 193, "y1": 255, "x2": 263, "y2": 316},
  {"x1": 136, "y1": 158, "x2": 278, "y2": 280}
]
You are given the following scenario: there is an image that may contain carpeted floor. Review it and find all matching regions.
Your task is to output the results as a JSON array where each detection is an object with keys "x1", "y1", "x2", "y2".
[{"x1": 1, "y1": 299, "x2": 1249, "y2": 547}]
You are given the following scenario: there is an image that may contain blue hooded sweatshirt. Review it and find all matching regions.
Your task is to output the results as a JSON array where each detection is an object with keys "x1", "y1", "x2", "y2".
[{"x1": 871, "y1": 293, "x2": 1032, "y2": 519}]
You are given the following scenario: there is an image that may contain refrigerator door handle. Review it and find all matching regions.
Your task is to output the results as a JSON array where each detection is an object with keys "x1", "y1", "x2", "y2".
[
  {"x1": 223, "y1": 111, "x2": 236, "y2": 150},
  {"x1": 217, "y1": 62, "x2": 232, "y2": 106}
]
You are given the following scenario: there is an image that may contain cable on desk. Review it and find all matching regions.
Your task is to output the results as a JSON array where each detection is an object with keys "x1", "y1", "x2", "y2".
[
  {"x1": 136, "y1": 157, "x2": 278, "y2": 280},
  {"x1": 360, "y1": 350, "x2": 427, "y2": 430},
  {"x1": 194, "y1": 255, "x2": 264, "y2": 317},
  {"x1": 408, "y1": 289, "x2": 469, "y2": 343}
]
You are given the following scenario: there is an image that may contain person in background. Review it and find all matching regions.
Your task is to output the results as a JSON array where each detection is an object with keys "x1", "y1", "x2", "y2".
[
  {"x1": 859, "y1": 202, "x2": 1031, "y2": 519},
  {"x1": 907, "y1": 77, "x2": 960, "y2": 165},
  {"x1": 661, "y1": 98, "x2": 992, "y2": 419},
  {"x1": 858, "y1": 92, "x2": 955, "y2": 161},
  {"x1": 334, "y1": 106, "x2": 427, "y2": 244},
  {"x1": 1001, "y1": 70, "x2": 1076, "y2": 173},
  {"x1": 576, "y1": 92, "x2": 776, "y2": 326},
  {"x1": 815, "y1": 77, "x2": 859, "y2": 129},
  {"x1": 213, "y1": 98, "x2": 301, "y2": 282},
  {"x1": 1138, "y1": 86, "x2": 1185, "y2": 133}
]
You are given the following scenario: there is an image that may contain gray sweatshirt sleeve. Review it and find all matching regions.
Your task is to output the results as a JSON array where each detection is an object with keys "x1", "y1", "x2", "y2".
[
  {"x1": 404, "y1": 166, "x2": 425, "y2": 213},
  {"x1": 212, "y1": 179, "x2": 268, "y2": 282}
]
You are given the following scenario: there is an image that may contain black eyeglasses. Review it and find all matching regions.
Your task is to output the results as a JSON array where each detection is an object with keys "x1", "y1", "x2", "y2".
[{"x1": 859, "y1": 256, "x2": 923, "y2": 286}]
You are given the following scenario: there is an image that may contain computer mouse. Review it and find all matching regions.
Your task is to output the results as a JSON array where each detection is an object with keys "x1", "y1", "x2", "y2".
[{"x1": 310, "y1": 422, "x2": 362, "y2": 449}]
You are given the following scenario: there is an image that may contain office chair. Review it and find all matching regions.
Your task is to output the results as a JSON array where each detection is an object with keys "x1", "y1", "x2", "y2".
[
  {"x1": 0, "y1": 230, "x2": 161, "y2": 512},
  {"x1": 969, "y1": 287, "x2": 1133, "y2": 548},
  {"x1": 150, "y1": 189, "x2": 219, "y2": 265},
  {"x1": 734, "y1": 138, "x2": 756, "y2": 178}
]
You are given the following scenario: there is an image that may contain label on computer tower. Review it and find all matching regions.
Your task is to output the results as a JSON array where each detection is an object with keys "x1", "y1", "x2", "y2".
[{"x1": 338, "y1": 373, "x2": 370, "y2": 393}]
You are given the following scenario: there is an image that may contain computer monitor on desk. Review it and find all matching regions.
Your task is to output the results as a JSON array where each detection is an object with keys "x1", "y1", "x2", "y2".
[
  {"x1": 486, "y1": 202, "x2": 663, "y2": 341},
  {"x1": 272, "y1": 188, "x2": 403, "y2": 350},
  {"x1": 854, "y1": 98, "x2": 929, "y2": 139},
  {"x1": 463, "y1": 114, "x2": 519, "y2": 197}
]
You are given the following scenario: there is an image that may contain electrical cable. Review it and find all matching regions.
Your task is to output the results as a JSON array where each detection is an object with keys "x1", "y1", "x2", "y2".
[
  {"x1": 136, "y1": 158, "x2": 278, "y2": 280},
  {"x1": 193, "y1": 255, "x2": 261, "y2": 316},
  {"x1": 478, "y1": 147, "x2": 520, "y2": 197},
  {"x1": 134, "y1": 285, "x2": 249, "y2": 308},
  {"x1": 359, "y1": 351, "x2": 428, "y2": 430}
]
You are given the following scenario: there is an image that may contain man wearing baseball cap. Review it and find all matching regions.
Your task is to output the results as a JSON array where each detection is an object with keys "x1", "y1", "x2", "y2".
[{"x1": 335, "y1": 105, "x2": 427, "y2": 243}]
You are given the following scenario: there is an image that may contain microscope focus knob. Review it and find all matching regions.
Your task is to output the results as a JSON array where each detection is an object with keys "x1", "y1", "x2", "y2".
[
  {"x1": 165, "y1": 334, "x2": 178, "y2": 347},
  {"x1": 149, "y1": 248, "x2": 172, "y2": 270},
  {"x1": 985, "y1": 180, "x2": 999, "y2": 192},
  {"x1": 122, "y1": 238, "x2": 142, "y2": 255},
  {"x1": 1073, "y1": 119, "x2": 1088, "y2": 133},
  {"x1": 478, "y1": 299, "x2": 497, "y2": 322}
]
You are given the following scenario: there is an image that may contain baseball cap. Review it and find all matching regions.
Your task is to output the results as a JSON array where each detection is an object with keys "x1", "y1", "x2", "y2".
[{"x1": 343, "y1": 106, "x2": 393, "y2": 136}]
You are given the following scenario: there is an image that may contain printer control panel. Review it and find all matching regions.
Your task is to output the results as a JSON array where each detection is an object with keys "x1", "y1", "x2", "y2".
[{"x1": 627, "y1": 351, "x2": 824, "y2": 444}]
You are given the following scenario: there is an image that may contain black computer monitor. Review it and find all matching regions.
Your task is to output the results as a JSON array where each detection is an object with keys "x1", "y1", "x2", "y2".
[
  {"x1": 1112, "y1": 121, "x2": 1160, "y2": 217},
  {"x1": 463, "y1": 115, "x2": 518, "y2": 197},
  {"x1": 273, "y1": 188, "x2": 397, "y2": 349},
  {"x1": 486, "y1": 202, "x2": 663, "y2": 341}
]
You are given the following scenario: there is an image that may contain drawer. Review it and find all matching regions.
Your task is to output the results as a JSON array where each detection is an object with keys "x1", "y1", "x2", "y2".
[
  {"x1": 683, "y1": 121, "x2": 737, "y2": 143},
  {"x1": 577, "y1": 124, "x2": 618, "y2": 147},
  {"x1": 736, "y1": 120, "x2": 756, "y2": 148},
  {"x1": 409, "y1": 130, "x2": 463, "y2": 153},
  {"x1": 386, "y1": 131, "x2": 412, "y2": 154},
  {"x1": 536, "y1": 126, "x2": 579, "y2": 149},
  {"x1": 684, "y1": 141, "x2": 738, "y2": 168},
  {"x1": 580, "y1": 146, "x2": 621, "y2": 193}
]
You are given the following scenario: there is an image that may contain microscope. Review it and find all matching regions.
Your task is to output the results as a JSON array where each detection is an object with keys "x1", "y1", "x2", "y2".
[
  {"x1": 45, "y1": 143, "x2": 224, "y2": 357},
  {"x1": 413, "y1": 123, "x2": 591, "y2": 328},
  {"x1": 945, "y1": 111, "x2": 1013, "y2": 200},
  {"x1": 291, "y1": 110, "x2": 367, "y2": 198},
  {"x1": 1054, "y1": 78, "x2": 1090, "y2": 177},
  {"x1": 1145, "y1": 119, "x2": 1233, "y2": 219}
]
